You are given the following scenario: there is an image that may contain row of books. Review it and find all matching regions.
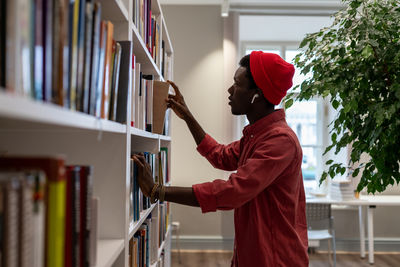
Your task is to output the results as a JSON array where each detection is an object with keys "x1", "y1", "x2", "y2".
[
  {"x1": 0, "y1": 157, "x2": 98, "y2": 267},
  {"x1": 131, "y1": 63, "x2": 171, "y2": 134},
  {"x1": 132, "y1": 0, "x2": 161, "y2": 67},
  {"x1": 1, "y1": 0, "x2": 173, "y2": 129},
  {"x1": 130, "y1": 149, "x2": 169, "y2": 223},
  {"x1": 129, "y1": 212, "x2": 158, "y2": 267}
]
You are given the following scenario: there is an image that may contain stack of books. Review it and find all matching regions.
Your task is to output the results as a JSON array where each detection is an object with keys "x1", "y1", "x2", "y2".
[{"x1": 330, "y1": 180, "x2": 355, "y2": 201}]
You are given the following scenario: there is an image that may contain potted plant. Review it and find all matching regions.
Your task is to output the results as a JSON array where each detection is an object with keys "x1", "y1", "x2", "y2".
[{"x1": 285, "y1": 0, "x2": 400, "y2": 193}]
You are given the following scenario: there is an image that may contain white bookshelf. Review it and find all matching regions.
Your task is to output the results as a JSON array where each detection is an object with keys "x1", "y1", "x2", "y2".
[
  {"x1": 0, "y1": 0, "x2": 174, "y2": 266},
  {"x1": 96, "y1": 239, "x2": 125, "y2": 267}
]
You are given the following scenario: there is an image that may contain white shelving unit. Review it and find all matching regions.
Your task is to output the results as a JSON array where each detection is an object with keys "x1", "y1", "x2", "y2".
[{"x1": 0, "y1": 0, "x2": 173, "y2": 266}]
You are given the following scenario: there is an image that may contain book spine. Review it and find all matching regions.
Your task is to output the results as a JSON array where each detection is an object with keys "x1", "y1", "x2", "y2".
[
  {"x1": 100, "y1": 21, "x2": 114, "y2": 119},
  {"x1": 108, "y1": 40, "x2": 116, "y2": 121},
  {"x1": 82, "y1": 2, "x2": 93, "y2": 114},
  {"x1": 2, "y1": 177, "x2": 20, "y2": 267},
  {"x1": 75, "y1": 0, "x2": 87, "y2": 112},
  {"x1": 95, "y1": 21, "x2": 106, "y2": 117},
  {"x1": 112, "y1": 41, "x2": 122, "y2": 120},
  {"x1": 19, "y1": 176, "x2": 35, "y2": 267},
  {"x1": 69, "y1": 0, "x2": 80, "y2": 110},
  {"x1": 115, "y1": 41, "x2": 133, "y2": 123},
  {"x1": 131, "y1": 54, "x2": 136, "y2": 127},
  {"x1": 88, "y1": 2, "x2": 101, "y2": 116},
  {"x1": 46, "y1": 175, "x2": 66, "y2": 267},
  {"x1": 89, "y1": 197, "x2": 98, "y2": 267},
  {"x1": 32, "y1": 172, "x2": 46, "y2": 267},
  {"x1": 0, "y1": 0, "x2": 5, "y2": 88},
  {"x1": 80, "y1": 166, "x2": 93, "y2": 267},
  {"x1": 43, "y1": 0, "x2": 53, "y2": 102}
]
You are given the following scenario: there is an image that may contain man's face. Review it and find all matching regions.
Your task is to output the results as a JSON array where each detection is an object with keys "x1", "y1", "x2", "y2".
[{"x1": 228, "y1": 67, "x2": 255, "y2": 115}]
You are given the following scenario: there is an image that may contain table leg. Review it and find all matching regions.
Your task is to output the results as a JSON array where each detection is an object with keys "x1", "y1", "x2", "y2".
[
  {"x1": 368, "y1": 205, "x2": 376, "y2": 264},
  {"x1": 359, "y1": 206, "x2": 365, "y2": 258}
]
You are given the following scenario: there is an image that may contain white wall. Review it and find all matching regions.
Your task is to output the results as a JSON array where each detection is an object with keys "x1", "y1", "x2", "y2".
[
  {"x1": 162, "y1": 5, "x2": 235, "y2": 249},
  {"x1": 240, "y1": 15, "x2": 333, "y2": 42}
]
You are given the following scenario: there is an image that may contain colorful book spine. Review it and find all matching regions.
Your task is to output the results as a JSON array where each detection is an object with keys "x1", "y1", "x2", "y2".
[
  {"x1": 88, "y1": 2, "x2": 101, "y2": 116},
  {"x1": 100, "y1": 21, "x2": 114, "y2": 119}
]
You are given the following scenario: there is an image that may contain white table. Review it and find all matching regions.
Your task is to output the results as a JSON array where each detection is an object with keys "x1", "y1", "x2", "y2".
[{"x1": 306, "y1": 195, "x2": 400, "y2": 264}]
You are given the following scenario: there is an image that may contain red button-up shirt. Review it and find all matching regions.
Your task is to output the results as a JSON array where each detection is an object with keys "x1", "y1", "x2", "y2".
[{"x1": 192, "y1": 109, "x2": 308, "y2": 267}]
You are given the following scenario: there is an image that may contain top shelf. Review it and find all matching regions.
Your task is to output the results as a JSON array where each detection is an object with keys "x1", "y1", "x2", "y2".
[{"x1": 0, "y1": 91, "x2": 126, "y2": 134}]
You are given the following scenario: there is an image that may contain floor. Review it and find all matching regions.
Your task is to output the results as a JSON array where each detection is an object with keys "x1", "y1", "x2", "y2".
[{"x1": 171, "y1": 251, "x2": 400, "y2": 266}]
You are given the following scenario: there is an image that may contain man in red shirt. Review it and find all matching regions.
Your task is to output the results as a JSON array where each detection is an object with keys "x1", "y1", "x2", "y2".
[{"x1": 133, "y1": 51, "x2": 309, "y2": 266}]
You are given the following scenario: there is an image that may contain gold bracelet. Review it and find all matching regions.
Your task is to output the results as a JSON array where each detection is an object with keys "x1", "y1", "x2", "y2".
[
  {"x1": 150, "y1": 184, "x2": 159, "y2": 204},
  {"x1": 159, "y1": 185, "x2": 166, "y2": 202}
]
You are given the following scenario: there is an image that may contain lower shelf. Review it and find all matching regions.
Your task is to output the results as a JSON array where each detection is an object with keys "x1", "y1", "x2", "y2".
[{"x1": 96, "y1": 239, "x2": 125, "y2": 267}]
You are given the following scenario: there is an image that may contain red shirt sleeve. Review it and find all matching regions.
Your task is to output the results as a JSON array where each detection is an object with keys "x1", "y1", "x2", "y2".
[
  {"x1": 196, "y1": 134, "x2": 241, "y2": 171},
  {"x1": 193, "y1": 133, "x2": 297, "y2": 213}
]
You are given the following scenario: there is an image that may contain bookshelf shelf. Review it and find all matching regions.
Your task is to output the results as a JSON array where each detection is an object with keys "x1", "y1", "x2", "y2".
[
  {"x1": 96, "y1": 239, "x2": 125, "y2": 267},
  {"x1": 128, "y1": 203, "x2": 157, "y2": 239},
  {"x1": 0, "y1": 91, "x2": 127, "y2": 133}
]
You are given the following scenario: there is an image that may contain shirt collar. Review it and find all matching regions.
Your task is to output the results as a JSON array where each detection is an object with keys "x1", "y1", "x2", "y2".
[{"x1": 242, "y1": 109, "x2": 286, "y2": 137}]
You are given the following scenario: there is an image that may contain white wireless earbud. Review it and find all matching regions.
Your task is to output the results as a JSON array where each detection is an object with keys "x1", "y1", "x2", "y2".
[{"x1": 251, "y1": 94, "x2": 259, "y2": 104}]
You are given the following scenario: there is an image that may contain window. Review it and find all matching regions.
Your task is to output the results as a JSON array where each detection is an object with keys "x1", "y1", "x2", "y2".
[{"x1": 243, "y1": 45, "x2": 324, "y2": 191}]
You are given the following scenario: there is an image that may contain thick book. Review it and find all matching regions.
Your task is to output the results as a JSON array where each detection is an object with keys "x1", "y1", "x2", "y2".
[
  {"x1": 100, "y1": 21, "x2": 114, "y2": 119},
  {"x1": 109, "y1": 41, "x2": 122, "y2": 121},
  {"x1": 6, "y1": 0, "x2": 32, "y2": 95},
  {"x1": 115, "y1": 41, "x2": 132, "y2": 123},
  {"x1": 88, "y1": 2, "x2": 102, "y2": 116},
  {"x1": 51, "y1": 0, "x2": 69, "y2": 106},
  {"x1": 151, "y1": 81, "x2": 170, "y2": 134},
  {"x1": 0, "y1": 157, "x2": 67, "y2": 267}
]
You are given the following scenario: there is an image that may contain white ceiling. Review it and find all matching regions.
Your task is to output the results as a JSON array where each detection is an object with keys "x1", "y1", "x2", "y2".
[
  {"x1": 160, "y1": 0, "x2": 344, "y2": 16},
  {"x1": 160, "y1": 0, "x2": 342, "y2": 7}
]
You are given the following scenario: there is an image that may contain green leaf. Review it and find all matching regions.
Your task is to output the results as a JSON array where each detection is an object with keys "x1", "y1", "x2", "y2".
[
  {"x1": 285, "y1": 98, "x2": 294, "y2": 109},
  {"x1": 352, "y1": 168, "x2": 360, "y2": 177},
  {"x1": 326, "y1": 160, "x2": 334, "y2": 165},
  {"x1": 332, "y1": 100, "x2": 340, "y2": 109}
]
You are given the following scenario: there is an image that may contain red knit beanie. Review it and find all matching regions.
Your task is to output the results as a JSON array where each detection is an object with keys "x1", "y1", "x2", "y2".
[{"x1": 249, "y1": 51, "x2": 295, "y2": 105}]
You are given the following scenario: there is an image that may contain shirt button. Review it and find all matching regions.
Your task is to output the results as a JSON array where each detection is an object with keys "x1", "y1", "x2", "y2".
[{"x1": 251, "y1": 135, "x2": 254, "y2": 138}]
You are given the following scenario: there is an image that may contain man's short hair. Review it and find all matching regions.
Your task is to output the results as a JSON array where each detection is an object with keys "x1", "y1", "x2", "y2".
[{"x1": 239, "y1": 55, "x2": 258, "y2": 90}]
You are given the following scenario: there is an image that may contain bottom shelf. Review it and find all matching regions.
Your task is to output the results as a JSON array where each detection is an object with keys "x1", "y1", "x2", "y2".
[{"x1": 96, "y1": 239, "x2": 125, "y2": 267}]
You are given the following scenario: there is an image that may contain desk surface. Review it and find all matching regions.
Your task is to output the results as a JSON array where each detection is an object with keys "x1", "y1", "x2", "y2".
[{"x1": 306, "y1": 195, "x2": 400, "y2": 206}]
